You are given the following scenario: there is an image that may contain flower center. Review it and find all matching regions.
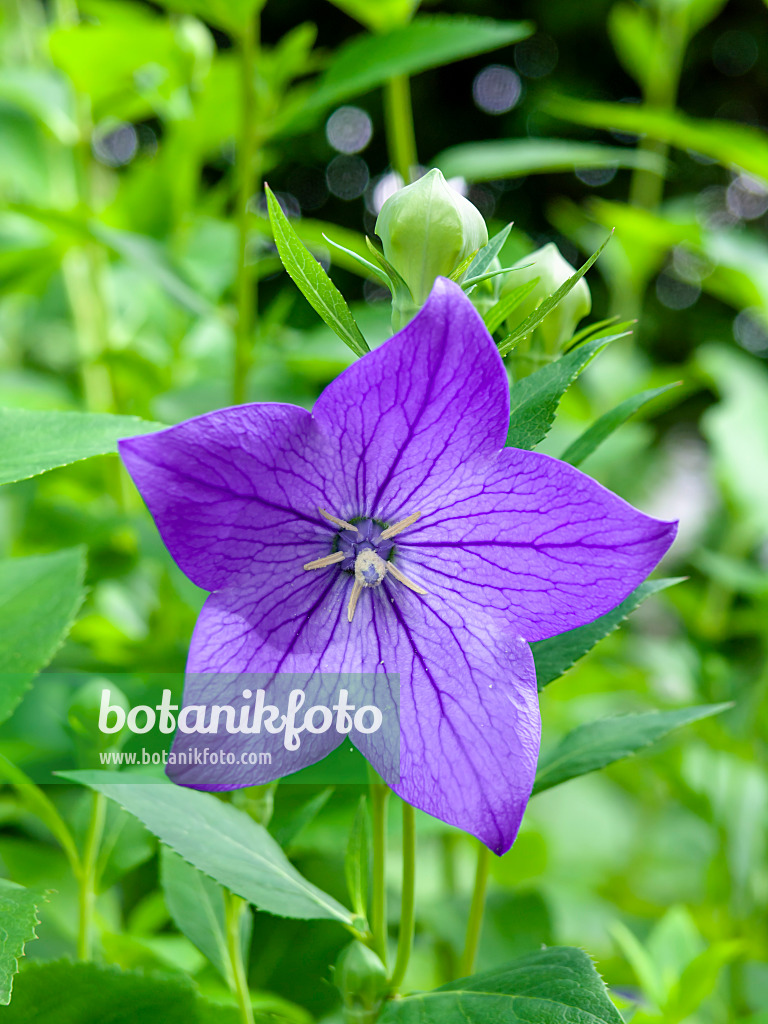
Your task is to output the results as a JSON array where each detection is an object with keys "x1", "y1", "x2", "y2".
[{"x1": 302, "y1": 508, "x2": 427, "y2": 622}]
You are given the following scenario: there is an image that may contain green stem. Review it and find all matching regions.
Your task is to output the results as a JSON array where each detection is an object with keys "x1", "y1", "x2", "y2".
[
  {"x1": 77, "y1": 790, "x2": 106, "y2": 960},
  {"x1": 628, "y1": 8, "x2": 686, "y2": 211},
  {"x1": 233, "y1": 12, "x2": 259, "y2": 405},
  {"x1": 384, "y1": 75, "x2": 418, "y2": 184},
  {"x1": 369, "y1": 771, "x2": 390, "y2": 967},
  {"x1": 225, "y1": 892, "x2": 254, "y2": 1024},
  {"x1": 389, "y1": 800, "x2": 416, "y2": 991},
  {"x1": 458, "y1": 841, "x2": 491, "y2": 978}
]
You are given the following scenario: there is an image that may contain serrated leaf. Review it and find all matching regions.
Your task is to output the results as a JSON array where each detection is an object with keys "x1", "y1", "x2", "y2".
[
  {"x1": 380, "y1": 946, "x2": 623, "y2": 1023},
  {"x1": 484, "y1": 278, "x2": 540, "y2": 335},
  {"x1": 293, "y1": 16, "x2": 533, "y2": 123},
  {"x1": 0, "y1": 547, "x2": 86, "y2": 725},
  {"x1": 560, "y1": 383, "x2": 681, "y2": 467},
  {"x1": 160, "y1": 846, "x2": 233, "y2": 987},
  {"x1": 499, "y1": 233, "x2": 612, "y2": 357},
  {"x1": 0, "y1": 960, "x2": 199, "y2": 1023},
  {"x1": 463, "y1": 223, "x2": 512, "y2": 283},
  {"x1": 531, "y1": 578, "x2": 684, "y2": 690},
  {"x1": 506, "y1": 332, "x2": 623, "y2": 450},
  {"x1": 547, "y1": 96, "x2": 768, "y2": 183},
  {"x1": 60, "y1": 771, "x2": 355, "y2": 925},
  {"x1": 0, "y1": 880, "x2": 45, "y2": 1005},
  {"x1": 436, "y1": 138, "x2": 665, "y2": 181},
  {"x1": 0, "y1": 408, "x2": 166, "y2": 485},
  {"x1": 533, "y1": 704, "x2": 729, "y2": 796},
  {"x1": 344, "y1": 796, "x2": 370, "y2": 921},
  {"x1": 265, "y1": 185, "x2": 369, "y2": 357}
]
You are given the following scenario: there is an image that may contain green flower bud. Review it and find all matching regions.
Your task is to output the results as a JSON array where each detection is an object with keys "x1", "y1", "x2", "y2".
[
  {"x1": 334, "y1": 941, "x2": 388, "y2": 1023},
  {"x1": 68, "y1": 678, "x2": 130, "y2": 767},
  {"x1": 504, "y1": 242, "x2": 591, "y2": 353},
  {"x1": 232, "y1": 781, "x2": 278, "y2": 827},
  {"x1": 376, "y1": 168, "x2": 487, "y2": 327}
]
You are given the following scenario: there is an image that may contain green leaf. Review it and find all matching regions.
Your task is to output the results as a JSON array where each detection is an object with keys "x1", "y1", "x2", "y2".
[
  {"x1": 160, "y1": 846, "x2": 233, "y2": 987},
  {"x1": 560, "y1": 383, "x2": 681, "y2": 467},
  {"x1": 499, "y1": 233, "x2": 612, "y2": 357},
  {"x1": 0, "y1": 754, "x2": 80, "y2": 871},
  {"x1": 506, "y1": 332, "x2": 623, "y2": 450},
  {"x1": 533, "y1": 704, "x2": 729, "y2": 796},
  {"x1": 665, "y1": 939, "x2": 744, "y2": 1022},
  {"x1": 380, "y1": 946, "x2": 623, "y2": 1023},
  {"x1": 324, "y1": 0, "x2": 420, "y2": 34},
  {"x1": 344, "y1": 796, "x2": 370, "y2": 921},
  {"x1": 547, "y1": 96, "x2": 768, "y2": 183},
  {"x1": 322, "y1": 233, "x2": 392, "y2": 288},
  {"x1": 0, "y1": 960, "x2": 199, "y2": 1023},
  {"x1": 265, "y1": 185, "x2": 369, "y2": 357},
  {"x1": 155, "y1": 0, "x2": 266, "y2": 37},
  {"x1": 436, "y1": 138, "x2": 665, "y2": 182},
  {"x1": 0, "y1": 548, "x2": 86, "y2": 725},
  {"x1": 295, "y1": 16, "x2": 533, "y2": 121},
  {"x1": 60, "y1": 771, "x2": 356, "y2": 925},
  {"x1": 531, "y1": 578, "x2": 683, "y2": 690},
  {"x1": 464, "y1": 223, "x2": 512, "y2": 282},
  {"x1": 484, "y1": 278, "x2": 540, "y2": 335},
  {"x1": 0, "y1": 408, "x2": 166, "y2": 485},
  {"x1": 0, "y1": 880, "x2": 45, "y2": 1005},
  {"x1": 271, "y1": 787, "x2": 334, "y2": 849}
]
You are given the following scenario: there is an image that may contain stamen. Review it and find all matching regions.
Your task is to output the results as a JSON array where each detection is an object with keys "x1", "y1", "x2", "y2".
[
  {"x1": 387, "y1": 562, "x2": 427, "y2": 595},
  {"x1": 347, "y1": 579, "x2": 363, "y2": 622},
  {"x1": 319, "y1": 507, "x2": 359, "y2": 532},
  {"x1": 379, "y1": 511, "x2": 422, "y2": 541},
  {"x1": 303, "y1": 551, "x2": 345, "y2": 571}
]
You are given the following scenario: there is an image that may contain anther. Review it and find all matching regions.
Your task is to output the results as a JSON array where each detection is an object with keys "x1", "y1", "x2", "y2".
[
  {"x1": 319, "y1": 507, "x2": 359, "y2": 532},
  {"x1": 387, "y1": 562, "x2": 427, "y2": 595},
  {"x1": 379, "y1": 511, "x2": 422, "y2": 541},
  {"x1": 303, "y1": 551, "x2": 345, "y2": 571}
]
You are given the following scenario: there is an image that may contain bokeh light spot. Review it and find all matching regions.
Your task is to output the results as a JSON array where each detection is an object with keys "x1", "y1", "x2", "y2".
[
  {"x1": 472, "y1": 65, "x2": 521, "y2": 115},
  {"x1": 326, "y1": 106, "x2": 373, "y2": 154},
  {"x1": 326, "y1": 155, "x2": 369, "y2": 200},
  {"x1": 712, "y1": 30, "x2": 759, "y2": 77},
  {"x1": 92, "y1": 121, "x2": 138, "y2": 167},
  {"x1": 514, "y1": 34, "x2": 558, "y2": 79}
]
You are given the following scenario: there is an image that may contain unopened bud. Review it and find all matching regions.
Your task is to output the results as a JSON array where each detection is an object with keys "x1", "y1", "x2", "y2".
[
  {"x1": 68, "y1": 678, "x2": 130, "y2": 766},
  {"x1": 334, "y1": 941, "x2": 388, "y2": 1023},
  {"x1": 376, "y1": 169, "x2": 487, "y2": 327},
  {"x1": 504, "y1": 242, "x2": 591, "y2": 352}
]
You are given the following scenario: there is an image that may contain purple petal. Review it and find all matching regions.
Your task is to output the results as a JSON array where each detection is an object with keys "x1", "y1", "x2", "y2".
[
  {"x1": 119, "y1": 404, "x2": 341, "y2": 592},
  {"x1": 396, "y1": 447, "x2": 678, "y2": 642},
  {"x1": 312, "y1": 277, "x2": 510, "y2": 522},
  {"x1": 174, "y1": 563, "x2": 539, "y2": 853}
]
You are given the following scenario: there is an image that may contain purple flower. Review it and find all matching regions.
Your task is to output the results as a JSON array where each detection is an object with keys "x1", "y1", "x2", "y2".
[{"x1": 119, "y1": 279, "x2": 676, "y2": 854}]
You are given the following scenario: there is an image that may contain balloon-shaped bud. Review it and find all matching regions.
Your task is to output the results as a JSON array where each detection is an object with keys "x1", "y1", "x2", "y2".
[
  {"x1": 334, "y1": 941, "x2": 388, "y2": 1022},
  {"x1": 504, "y1": 242, "x2": 591, "y2": 352},
  {"x1": 376, "y1": 169, "x2": 487, "y2": 326}
]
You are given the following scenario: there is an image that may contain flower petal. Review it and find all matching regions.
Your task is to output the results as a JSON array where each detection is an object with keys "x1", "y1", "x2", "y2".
[
  {"x1": 396, "y1": 446, "x2": 677, "y2": 642},
  {"x1": 312, "y1": 277, "x2": 510, "y2": 522},
  {"x1": 173, "y1": 562, "x2": 539, "y2": 853},
  {"x1": 119, "y1": 404, "x2": 340, "y2": 592}
]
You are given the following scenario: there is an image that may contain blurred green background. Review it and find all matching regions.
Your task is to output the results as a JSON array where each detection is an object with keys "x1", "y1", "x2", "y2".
[{"x1": 1, "y1": 0, "x2": 767, "y2": 1021}]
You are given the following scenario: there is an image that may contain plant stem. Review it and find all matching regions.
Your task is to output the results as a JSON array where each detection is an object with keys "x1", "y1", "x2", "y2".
[
  {"x1": 389, "y1": 800, "x2": 416, "y2": 991},
  {"x1": 369, "y1": 770, "x2": 390, "y2": 967},
  {"x1": 225, "y1": 892, "x2": 254, "y2": 1024},
  {"x1": 384, "y1": 75, "x2": 418, "y2": 184},
  {"x1": 233, "y1": 12, "x2": 259, "y2": 406},
  {"x1": 458, "y1": 841, "x2": 491, "y2": 978},
  {"x1": 77, "y1": 790, "x2": 106, "y2": 960},
  {"x1": 628, "y1": 7, "x2": 686, "y2": 211}
]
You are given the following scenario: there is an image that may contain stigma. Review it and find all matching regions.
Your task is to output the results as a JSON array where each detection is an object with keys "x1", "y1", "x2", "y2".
[{"x1": 303, "y1": 508, "x2": 427, "y2": 622}]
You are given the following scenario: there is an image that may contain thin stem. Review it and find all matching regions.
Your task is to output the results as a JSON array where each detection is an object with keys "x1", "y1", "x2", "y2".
[
  {"x1": 77, "y1": 790, "x2": 106, "y2": 960},
  {"x1": 628, "y1": 8, "x2": 686, "y2": 211},
  {"x1": 369, "y1": 770, "x2": 390, "y2": 967},
  {"x1": 384, "y1": 75, "x2": 418, "y2": 184},
  {"x1": 233, "y1": 13, "x2": 259, "y2": 405},
  {"x1": 458, "y1": 841, "x2": 491, "y2": 978},
  {"x1": 225, "y1": 892, "x2": 255, "y2": 1024},
  {"x1": 389, "y1": 800, "x2": 416, "y2": 991}
]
